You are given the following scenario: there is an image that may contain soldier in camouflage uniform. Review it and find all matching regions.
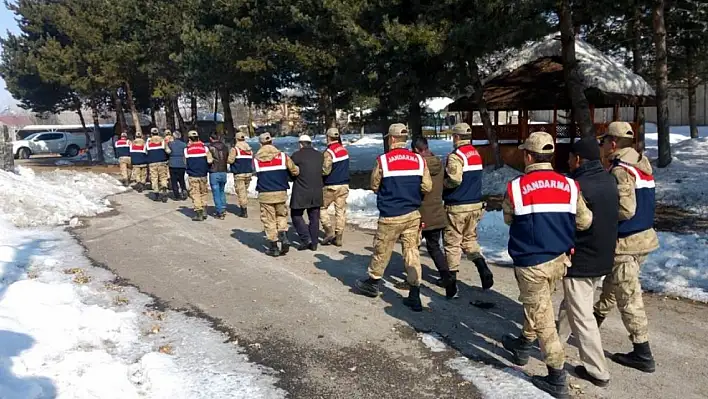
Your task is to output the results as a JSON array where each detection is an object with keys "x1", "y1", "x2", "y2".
[
  {"x1": 321, "y1": 127, "x2": 350, "y2": 246},
  {"x1": 253, "y1": 133, "x2": 300, "y2": 256},
  {"x1": 501, "y1": 132, "x2": 593, "y2": 399},
  {"x1": 184, "y1": 130, "x2": 213, "y2": 221},
  {"x1": 355, "y1": 123, "x2": 432, "y2": 312},
  {"x1": 443, "y1": 122, "x2": 494, "y2": 295},
  {"x1": 594, "y1": 121, "x2": 659, "y2": 373},
  {"x1": 227, "y1": 129, "x2": 254, "y2": 218},
  {"x1": 114, "y1": 132, "x2": 132, "y2": 186},
  {"x1": 146, "y1": 128, "x2": 170, "y2": 202},
  {"x1": 129, "y1": 132, "x2": 148, "y2": 192}
]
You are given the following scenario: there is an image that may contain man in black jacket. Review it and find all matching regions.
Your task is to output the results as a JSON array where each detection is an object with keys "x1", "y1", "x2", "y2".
[
  {"x1": 557, "y1": 136, "x2": 619, "y2": 387},
  {"x1": 290, "y1": 135, "x2": 324, "y2": 251}
]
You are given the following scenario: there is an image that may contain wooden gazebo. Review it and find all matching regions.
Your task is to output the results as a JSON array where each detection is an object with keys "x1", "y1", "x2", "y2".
[{"x1": 447, "y1": 33, "x2": 656, "y2": 170}]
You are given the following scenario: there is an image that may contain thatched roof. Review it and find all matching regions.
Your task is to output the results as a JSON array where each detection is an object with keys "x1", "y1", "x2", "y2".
[{"x1": 448, "y1": 34, "x2": 656, "y2": 112}]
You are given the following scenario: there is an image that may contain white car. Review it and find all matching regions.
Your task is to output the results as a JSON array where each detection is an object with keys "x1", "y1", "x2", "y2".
[{"x1": 13, "y1": 131, "x2": 88, "y2": 159}]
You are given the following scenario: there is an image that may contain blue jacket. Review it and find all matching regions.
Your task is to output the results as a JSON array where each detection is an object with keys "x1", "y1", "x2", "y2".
[
  {"x1": 376, "y1": 148, "x2": 425, "y2": 218},
  {"x1": 443, "y1": 144, "x2": 483, "y2": 205},
  {"x1": 167, "y1": 140, "x2": 187, "y2": 168},
  {"x1": 230, "y1": 147, "x2": 254, "y2": 174},
  {"x1": 130, "y1": 141, "x2": 148, "y2": 166},
  {"x1": 255, "y1": 152, "x2": 290, "y2": 192},
  {"x1": 185, "y1": 142, "x2": 209, "y2": 177},
  {"x1": 612, "y1": 160, "x2": 656, "y2": 238},
  {"x1": 146, "y1": 140, "x2": 168, "y2": 164},
  {"x1": 507, "y1": 170, "x2": 578, "y2": 267},
  {"x1": 114, "y1": 138, "x2": 130, "y2": 158},
  {"x1": 324, "y1": 143, "x2": 350, "y2": 186}
]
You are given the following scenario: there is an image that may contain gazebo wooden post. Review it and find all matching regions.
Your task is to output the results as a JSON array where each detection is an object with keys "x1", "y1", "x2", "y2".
[
  {"x1": 613, "y1": 104, "x2": 621, "y2": 121},
  {"x1": 520, "y1": 109, "x2": 528, "y2": 142},
  {"x1": 494, "y1": 110, "x2": 499, "y2": 127},
  {"x1": 552, "y1": 106, "x2": 558, "y2": 137}
]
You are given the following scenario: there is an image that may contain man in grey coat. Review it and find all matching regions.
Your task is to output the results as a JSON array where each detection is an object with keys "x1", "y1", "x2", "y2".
[
  {"x1": 290, "y1": 135, "x2": 324, "y2": 251},
  {"x1": 165, "y1": 131, "x2": 188, "y2": 200}
]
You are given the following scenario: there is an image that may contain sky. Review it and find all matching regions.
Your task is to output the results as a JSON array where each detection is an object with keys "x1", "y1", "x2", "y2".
[{"x1": 0, "y1": 3, "x2": 20, "y2": 111}]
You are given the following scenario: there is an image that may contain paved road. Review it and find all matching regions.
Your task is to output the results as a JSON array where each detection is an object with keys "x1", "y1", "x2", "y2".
[{"x1": 75, "y1": 191, "x2": 708, "y2": 399}]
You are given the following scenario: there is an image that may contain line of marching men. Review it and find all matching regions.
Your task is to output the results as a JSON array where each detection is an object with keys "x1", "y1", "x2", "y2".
[{"x1": 115, "y1": 121, "x2": 658, "y2": 399}]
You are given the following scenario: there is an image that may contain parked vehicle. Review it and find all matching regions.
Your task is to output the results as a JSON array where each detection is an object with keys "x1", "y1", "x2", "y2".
[{"x1": 13, "y1": 132, "x2": 88, "y2": 159}]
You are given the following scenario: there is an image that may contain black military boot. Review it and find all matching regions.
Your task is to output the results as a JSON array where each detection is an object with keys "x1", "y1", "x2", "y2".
[
  {"x1": 403, "y1": 285, "x2": 423, "y2": 312},
  {"x1": 279, "y1": 232, "x2": 290, "y2": 255},
  {"x1": 321, "y1": 227, "x2": 335, "y2": 246},
  {"x1": 611, "y1": 342, "x2": 656, "y2": 373},
  {"x1": 239, "y1": 207, "x2": 248, "y2": 218},
  {"x1": 265, "y1": 241, "x2": 281, "y2": 257},
  {"x1": 334, "y1": 232, "x2": 343, "y2": 247},
  {"x1": 531, "y1": 366, "x2": 570, "y2": 399},
  {"x1": 470, "y1": 254, "x2": 494, "y2": 290},
  {"x1": 192, "y1": 209, "x2": 204, "y2": 222},
  {"x1": 160, "y1": 190, "x2": 168, "y2": 203},
  {"x1": 181, "y1": 191, "x2": 189, "y2": 201},
  {"x1": 594, "y1": 311, "x2": 606, "y2": 327},
  {"x1": 135, "y1": 183, "x2": 144, "y2": 193},
  {"x1": 502, "y1": 334, "x2": 534, "y2": 366},
  {"x1": 439, "y1": 270, "x2": 458, "y2": 299},
  {"x1": 297, "y1": 241, "x2": 312, "y2": 251},
  {"x1": 355, "y1": 277, "x2": 381, "y2": 298}
]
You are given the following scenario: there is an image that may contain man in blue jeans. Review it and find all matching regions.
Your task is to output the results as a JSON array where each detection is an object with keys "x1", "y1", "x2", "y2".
[{"x1": 208, "y1": 133, "x2": 229, "y2": 219}]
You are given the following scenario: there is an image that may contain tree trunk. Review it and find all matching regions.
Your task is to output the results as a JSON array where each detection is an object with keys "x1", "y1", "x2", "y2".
[
  {"x1": 360, "y1": 109, "x2": 365, "y2": 138},
  {"x1": 558, "y1": 0, "x2": 596, "y2": 138},
  {"x1": 124, "y1": 81, "x2": 143, "y2": 137},
  {"x1": 174, "y1": 97, "x2": 188, "y2": 136},
  {"x1": 652, "y1": 0, "x2": 671, "y2": 167},
  {"x1": 190, "y1": 95, "x2": 198, "y2": 127},
  {"x1": 89, "y1": 100, "x2": 104, "y2": 163},
  {"x1": 165, "y1": 97, "x2": 176, "y2": 132},
  {"x1": 247, "y1": 98, "x2": 255, "y2": 137},
  {"x1": 470, "y1": 61, "x2": 503, "y2": 168},
  {"x1": 408, "y1": 101, "x2": 423, "y2": 141},
  {"x1": 319, "y1": 88, "x2": 337, "y2": 129},
  {"x1": 150, "y1": 99, "x2": 157, "y2": 127},
  {"x1": 0, "y1": 125, "x2": 14, "y2": 171},
  {"x1": 631, "y1": 1, "x2": 646, "y2": 151},
  {"x1": 220, "y1": 88, "x2": 235, "y2": 142},
  {"x1": 686, "y1": 46, "x2": 698, "y2": 139},
  {"x1": 112, "y1": 90, "x2": 129, "y2": 137},
  {"x1": 76, "y1": 105, "x2": 92, "y2": 163}
]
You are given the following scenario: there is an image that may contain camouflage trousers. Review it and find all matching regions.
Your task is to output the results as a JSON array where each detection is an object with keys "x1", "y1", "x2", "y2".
[
  {"x1": 444, "y1": 207, "x2": 484, "y2": 272},
  {"x1": 367, "y1": 216, "x2": 422, "y2": 286},
  {"x1": 233, "y1": 173, "x2": 252, "y2": 207},
  {"x1": 321, "y1": 185, "x2": 349, "y2": 234},
  {"x1": 132, "y1": 165, "x2": 148, "y2": 184},
  {"x1": 188, "y1": 176, "x2": 209, "y2": 211},
  {"x1": 594, "y1": 254, "x2": 650, "y2": 343},
  {"x1": 515, "y1": 255, "x2": 569, "y2": 369},
  {"x1": 119, "y1": 157, "x2": 132, "y2": 182},
  {"x1": 149, "y1": 162, "x2": 169, "y2": 191},
  {"x1": 259, "y1": 202, "x2": 288, "y2": 241}
]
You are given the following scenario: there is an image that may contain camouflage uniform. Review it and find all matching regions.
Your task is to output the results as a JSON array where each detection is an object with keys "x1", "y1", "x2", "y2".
[
  {"x1": 367, "y1": 141, "x2": 433, "y2": 287},
  {"x1": 594, "y1": 147, "x2": 659, "y2": 344},
  {"x1": 502, "y1": 133, "x2": 593, "y2": 374},
  {"x1": 188, "y1": 176, "x2": 210, "y2": 211},
  {"x1": 119, "y1": 157, "x2": 132, "y2": 183},
  {"x1": 255, "y1": 142, "x2": 299, "y2": 241},
  {"x1": 321, "y1": 128, "x2": 349, "y2": 240},
  {"x1": 443, "y1": 138, "x2": 485, "y2": 271},
  {"x1": 148, "y1": 135, "x2": 170, "y2": 192},
  {"x1": 131, "y1": 137, "x2": 148, "y2": 184},
  {"x1": 227, "y1": 139, "x2": 253, "y2": 209}
]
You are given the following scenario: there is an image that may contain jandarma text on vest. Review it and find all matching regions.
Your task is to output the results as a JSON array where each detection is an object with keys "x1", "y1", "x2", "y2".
[
  {"x1": 388, "y1": 154, "x2": 418, "y2": 163},
  {"x1": 461, "y1": 149, "x2": 479, "y2": 158},
  {"x1": 521, "y1": 179, "x2": 571, "y2": 195}
]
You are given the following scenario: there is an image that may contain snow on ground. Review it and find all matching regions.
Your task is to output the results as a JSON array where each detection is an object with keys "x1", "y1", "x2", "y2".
[
  {"x1": 0, "y1": 168, "x2": 285, "y2": 398},
  {"x1": 0, "y1": 166, "x2": 127, "y2": 227},
  {"x1": 417, "y1": 333, "x2": 552, "y2": 399},
  {"x1": 642, "y1": 124, "x2": 708, "y2": 214},
  {"x1": 65, "y1": 140, "x2": 119, "y2": 166}
]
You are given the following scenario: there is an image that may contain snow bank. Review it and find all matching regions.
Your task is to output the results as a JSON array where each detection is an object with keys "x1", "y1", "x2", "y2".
[
  {"x1": 0, "y1": 166, "x2": 127, "y2": 227},
  {"x1": 417, "y1": 333, "x2": 552, "y2": 398},
  {"x1": 0, "y1": 220, "x2": 285, "y2": 399},
  {"x1": 651, "y1": 137, "x2": 708, "y2": 214}
]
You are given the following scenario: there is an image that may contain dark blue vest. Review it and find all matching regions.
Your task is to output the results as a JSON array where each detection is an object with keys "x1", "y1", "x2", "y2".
[
  {"x1": 185, "y1": 143, "x2": 209, "y2": 177},
  {"x1": 612, "y1": 161, "x2": 656, "y2": 238},
  {"x1": 324, "y1": 143, "x2": 350, "y2": 186},
  {"x1": 130, "y1": 142, "x2": 148, "y2": 166},
  {"x1": 146, "y1": 140, "x2": 168, "y2": 163},
  {"x1": 230, "y1": 147, "x2": 254, "y2": 174},
  {"x1": 114, "y1": 139, "x2": 130, "y2": 158},
  {"x1": 376, "y1": 148, "x2": 425, "y2": 218},
  {"x1": 255, "y1": 153, "x2": 290, "y2": 192},
  {"x1": 443, "y1": 144, "x2": 483, "y2": 205},
  {"x1": 507, "y1": 171, "x2": 578, "y2": 267}
]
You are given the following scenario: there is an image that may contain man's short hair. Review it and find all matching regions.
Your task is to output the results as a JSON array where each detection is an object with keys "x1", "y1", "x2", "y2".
[
  {"x1": 604, "y1": 135, "x2": 634, "y2": 149},
  {"x1": 412, "y1": 136, "x2": 429, "y2": 152},
  {"x1": 300, "y1": 141, "x2": 312, "y2": 148},
  {"x1": 210, "y1": 132, "x2": 220, "y2": 141},
  {"x1": 525, "y1": 150, "x2": 554, "y2": 164}
]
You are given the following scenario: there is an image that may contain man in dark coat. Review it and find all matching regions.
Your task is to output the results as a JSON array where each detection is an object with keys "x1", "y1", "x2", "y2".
[
  {"x1": 556, "y1": 136, "x2": 619, "y2": 388},
  {"x1": 412, "y1": 137, "x2": 456, "y2": 299},
  {"x1": 290, "y1": 135, "x2": 324, "y2": 251}
]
